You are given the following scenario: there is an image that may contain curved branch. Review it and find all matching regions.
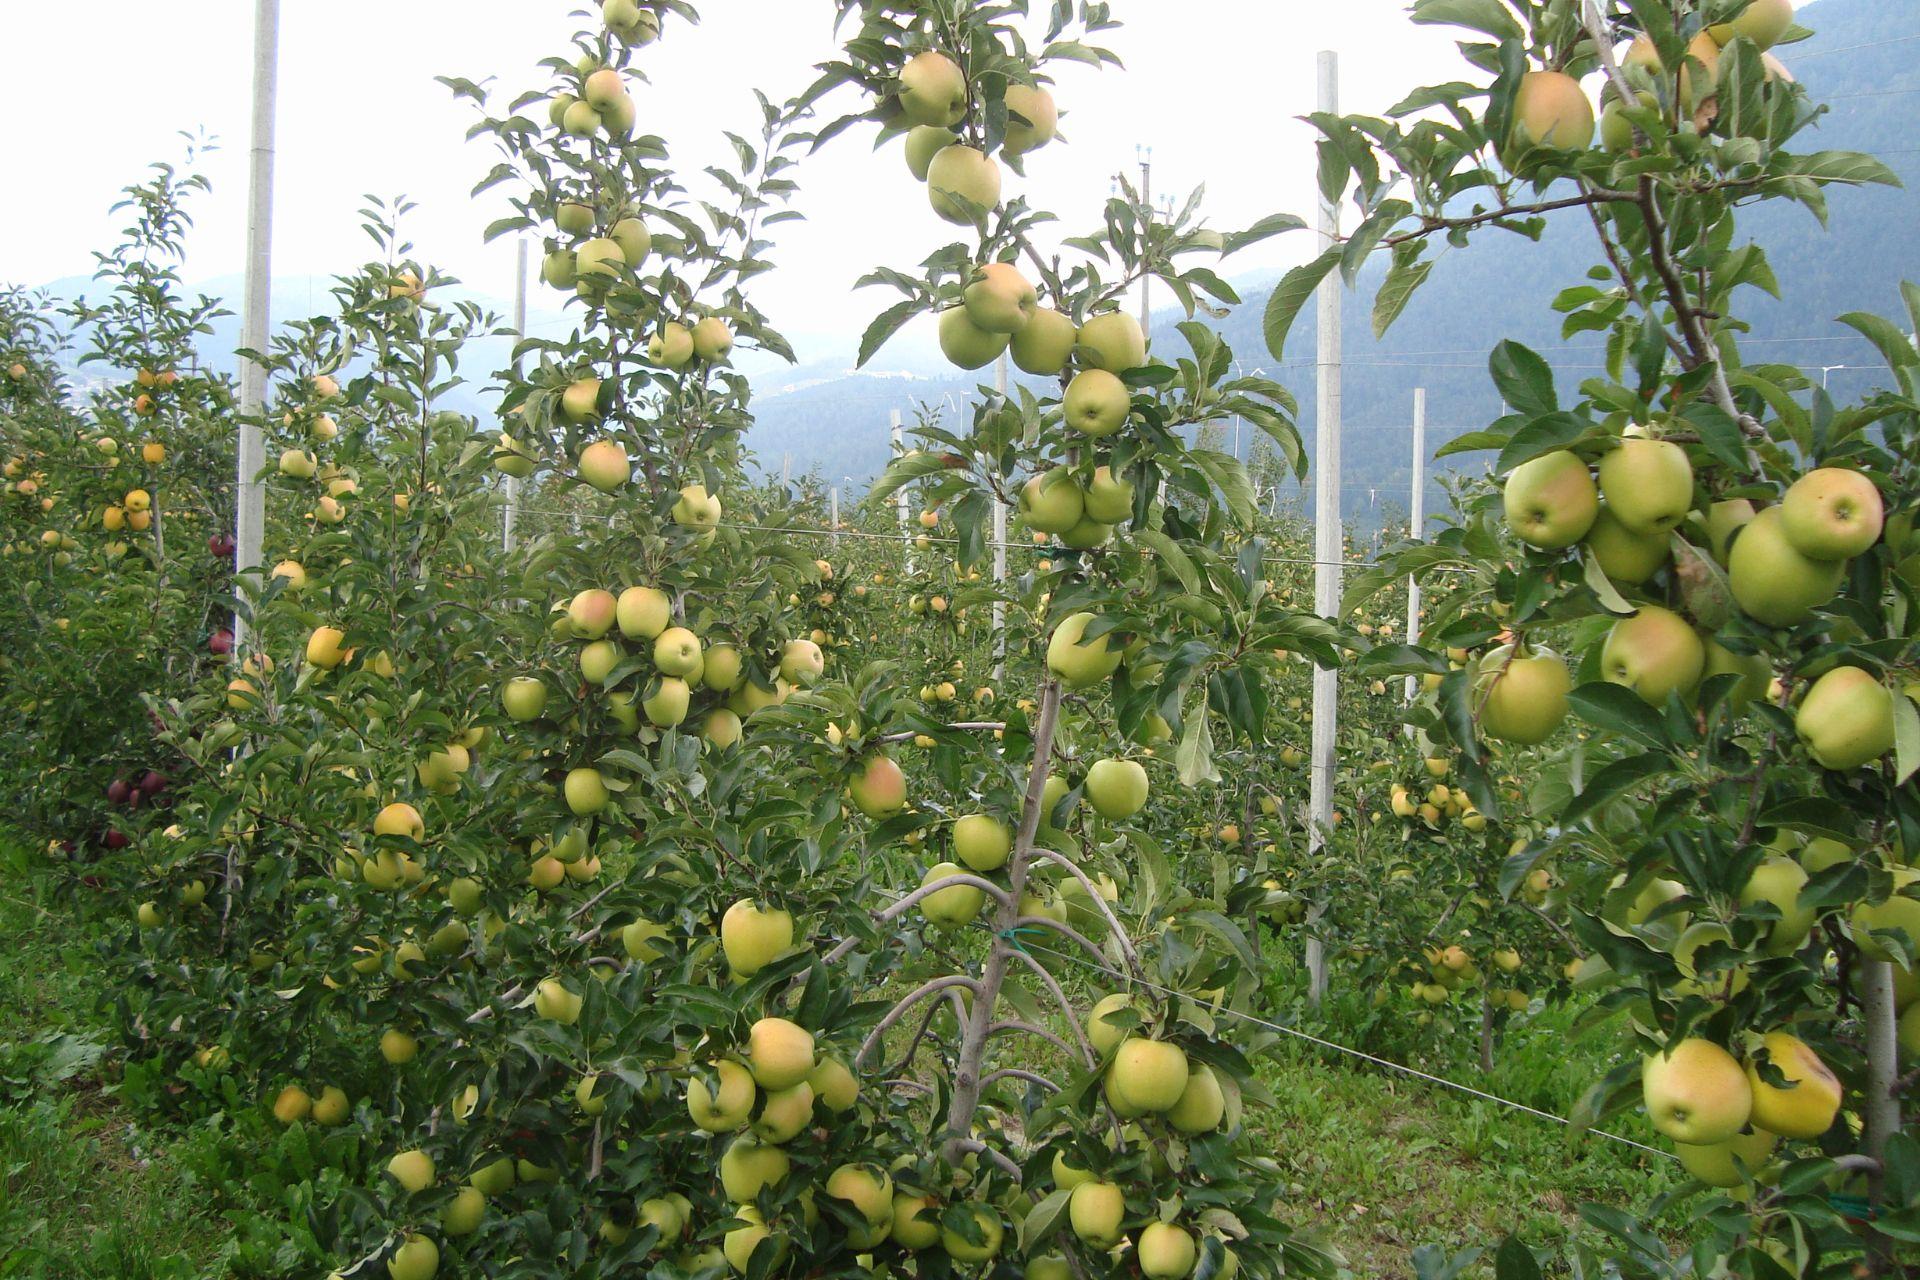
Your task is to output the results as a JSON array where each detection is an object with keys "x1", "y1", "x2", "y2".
[
  {"x1": 1008, "y1": 947, "x2": 1099, "y2": 1067},
  {"x1": 856, "y1": 974, "x2": 980, "y2": 1068},
  {"x1": 950, "y1": 1137, "x2": 1024, "y2": 1181},
  {"x1": 882, "y1": 1077, "x2": 934, "y2": 1096},
  {"x1": 1025, "y1": 847, "x2": 1143, "y2": 973},
  {"x1": 982, "y1": 1067, "x2": 1062, "y2": 1093},
  {"x1": 989, "y1": 1019, "x2": 1075, "y2": 1056},
  {"x1": 1013, "y1": 913, "x2": 1133, "y2": 982}
]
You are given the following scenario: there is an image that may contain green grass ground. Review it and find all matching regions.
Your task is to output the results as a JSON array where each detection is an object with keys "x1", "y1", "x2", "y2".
[
  {"x1": 0, "y1": 836, "x2": 1677, "y2": 1278},
  {"x1": 0, "y1": 843, "x2": 226, "y2": 1280}
]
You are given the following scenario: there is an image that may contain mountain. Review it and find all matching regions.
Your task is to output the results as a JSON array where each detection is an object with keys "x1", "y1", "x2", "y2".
[{"x1": 737, "y1": 0, "x2": 1920, "y2": 521}]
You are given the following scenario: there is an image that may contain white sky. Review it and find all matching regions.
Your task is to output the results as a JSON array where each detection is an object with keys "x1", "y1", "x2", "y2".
[{"x1": 3, "y1": 2, "x2": 1464, "y2": 362}]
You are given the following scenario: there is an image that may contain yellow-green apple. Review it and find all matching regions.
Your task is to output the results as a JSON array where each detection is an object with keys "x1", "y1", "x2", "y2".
[
  {"x1": 1076, "y1": 311, "x2": 1147, "y2": 372},
  {"x1": 271, "y1": 1084, "x2": 311, "y2": 1125},
  {"x1": 1068, "y1": 1181, "x2": 1125, "y2": 1247},
  {"x1": 1795, "y1": 665, "x2": 1894, "y2": 770},
  {"x1": 849, "y1": 754, "x2": 907, "y2": 818},
  {"x1": 952, "y1": 814, "x2": 1012, "y2": 872},
  {"x1": 310, "y1": 1085, "x2": 350, "y2": 1126},
  {"x1": 751, "y1": 1080, "x2": 814, "y2": 1143},
  {"x1": 535, "y1": 977, "x2": 583, "y2": 1023},
  {"x1": 1674, "y1": 1127, "x2": 1778, "y2": 1188},
  {"x1": 616, "y1": 585, "x2": 671, "y2": 639},
  {"x1": 578, "y1": 439, "x2": 630, "y2": 492},
  {"x1": 654, "y1": 626, "x2": 704, "y2": 677},
  {"x1": 1087, "y1": 993, "x2": 1140, "y2": 1056},
  {"x1": 1728, "y1": 506, "x2": 1845, "y2": 626},
  {"x1": 1598, "y1": 438, "x2": 1693, "y2": 535},
  {"x1": 703, "y1": 643, "x2": 743, "y2": 691},
  {"x1": 441, "y1": 1185, "x2": 485, "y2": 1236},
  {"x1": 779, "y1": 638, "x2": 825, "y2": 687},
  {"x1": 898, "y1": 51, "x2": 967, "y2": 127},
  {"x1": 574, "y1": 237, "x2": 626, "y2": 292},
  {"x1": 1853, "y1": 867, "x2": 1920, "y2": 962},
  {"x1": 542, "y1": 249, "x2": 577, "y2": 288},
  {"x1": 1058, "y1": 516, "x2": 1112, "y2": 550},
  {"x1": 1502, "y1": 450, "x2": 1597, "y2": 549},
  {"x1": 704, "y1": 708, "x2": 743, "y2": 749},
  {"x1": 493, "y1": 433, "x2": 535, "y2": 477},
  {"x1": 1166, "y1": 1064, "x2": 1225, "y2": 1134},
  {"x1": 306, "y1": 625, "x2": 348, "y2": 669},
  {"x1": 1084, "y1": 465, "x2": 1135, "y2": 523},
  {"x1": 1705, "y1": 498, "x2": 1756, "y2": 563},
  {"x1": 621, "y1": 917, "x2": 666, "y2": 962},
  {"x1": 1085, "y1": 758, "x2": 1149, "y2": 819},
  {"x1": 927, "y1": 145, "x2": 1001, "y2": 224},
  {"x1": 1064, "y1": 368, "x2": 1130, "y2": 436},
  {"x1": 583, "y1": 67, "x2": 626, "y2": 110},
  {"x1": 580, "y1": 639, "x2": 622, "y2": 684},
  {"x1": 748, "y1": 1017, "x2": 815, "y2": 1089},
  {"x1": 1108, "y1": 1038, "x2": 1189, "y2": 1112},
  {"x1": 891, "y1": 1194, "x2": 941, "y2": 1249},
  {"x1": 1138, "y1": 1223, "x2": 1198, "y2": 1279},
  {"x1": 1474, "y1": 645, "x2": 1571, "y2": 744},
  {"x1": 1744, "y1": 1031, "x2": 1840, "y2": 1139},
  {"x1": 938, "y1": 306, "x2": 1011, "y2": 369},
  {"x1": 1048, "y1": 612, "x2": 1122, "y2": 688},
  {"x1": 374, "y1": 802, "x2": 425, "y2": 840},
  {"x1": 962, "y1": 262, "x2": 1038, "y2": 333},
  {"x1": 692, "y1": 317, "x2": 734, "y2": 361},
  {"x1": 1585, "y1": 504, "x2": 1669, "y2": 584},
  {"x1": 569, "y1": 588, "x2": 618, "y2": 638},
  {"x1": 722, "y1": 899, "x2": 793, "y2": 975},
  {"x1": 825, "y1": 1164, "x2": 894, "y2": 1246},
  {"x1": 1740, "y1": 855, "x2": 1816, "y2": 955},
  {"x1": 556, "y1": 201, "x2": 595, "y2": 236},
  {"x1": 565, "y1": 767, "x2": 610, "y2": 815},
  {"x1": 387, "y1": 1235, "x2": 440, "y2": 1280},
  {"x1": 1010, "y1": 307, "x2": 1077, "y2": 375},
  {"x1": 650, "y1": 322, "x2": 694, "y2": 368},
  {"x1": 468, "y1": 1157, "x2": 516, "y2": 1196},
  {"x1": 603, "y1": 0, "x2": 659, "y2": 42},
  {"x1": 610, "y1": 217, "x2": 651, "y2": 266},
  {"x1": 387, "y1": 1149, "x2": 436, "y2": 1193},
  {"x1": 1708, "y1": 0, "x2": 1795, "y2": 48},
  {"x1": 1019, "y1": 467, "x2": 1085, "y2": 535},
  {"x1": 1509, "y1": 70, "x2": 1595, "y2": 150},
  {"x1": 1003, "y1": 82, "x2": 1059, "y2": 154},
  {"x1": 904, "y1": 126, "x2": 957, "y2": 180},
  {"x1": 809, "y1": 1056, "x2": 858, "y2": 1112},
  {"x1": 719, "y1": 1136, "x2": 790, "y2": 1202},
  {"x1": 1702, "y1": 638, "x2": 1770, "y2": 711},
  {"x1": 643, "y1": 677, "x2": 691, "y2": 727},
  {"x1": 1642, "y1": 1039, "x2": 1752, "y2": 1144},
  {"x1": 1601, "y1": 605, "x2": 1705, "y2": 704},
  {"x1": 671, "y1": 483, "x2": 722, "y2": 531},
  {"x1": 919, "y1": 860, "x2": 985, "y2": 927},
  {"x1": 940, "y1": 1206, "x2": 1003, "y2": 1263},
  {"x1": 280, "y1": 448, "x2": 318, "y2": 479},
  {"x1": 1780, "y1": 467, "x2": 1883, "y2": 560}
]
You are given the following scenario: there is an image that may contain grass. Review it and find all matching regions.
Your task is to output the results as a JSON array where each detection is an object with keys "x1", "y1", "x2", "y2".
[{"x1": 0, "y1": 841, "x2": 228, "y2": 1280}]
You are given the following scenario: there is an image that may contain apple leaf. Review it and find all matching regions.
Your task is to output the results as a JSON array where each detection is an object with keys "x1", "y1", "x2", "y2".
[
  {"x1": 1567, "y1": 683, "x2": 1671, "y2": 751},
  {"x1": 1260, "y1": 247, "x2": 1340, "y2": 363},
  {"x1": 855, "y1": 299, "x2": 923, "y2": 370},
  {"x1": 1494, "y1": 1237, "x2": 1545, "y2": 1280},
  {"x1": 1018, "y1": 1189, "x2": 1071, "y2": 1254},
  {"x1": 1488, "y1": 341, "x2": 1557, "y2": 417},
  {"x1": 1894, "y1": 688, "x2": 1920, "y2": 785},
  {"x1": 1560, "y1": 752, "x2": 1671, "y2": 827}
]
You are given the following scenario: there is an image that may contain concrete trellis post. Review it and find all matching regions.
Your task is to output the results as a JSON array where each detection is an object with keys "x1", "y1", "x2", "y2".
[
  {"x1": 1402, "y1": 388, "x2": 1425, "y2": 717},
  {"x1": 232, "y1": 0, "x2": 281, "y2": 652},
  {"x1": 504, "y1": 237, "x2": 528, "y2": 552}
]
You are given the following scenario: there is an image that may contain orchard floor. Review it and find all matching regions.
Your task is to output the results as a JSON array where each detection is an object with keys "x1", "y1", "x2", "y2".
[{"x1": 0, "y1": 837, "x2": 1678, "y2": 1278}]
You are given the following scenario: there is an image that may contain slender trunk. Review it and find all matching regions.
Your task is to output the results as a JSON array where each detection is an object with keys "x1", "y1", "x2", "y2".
[{"x1": 1861, "y1": 959, "x2": 1901, "y2": 1276}]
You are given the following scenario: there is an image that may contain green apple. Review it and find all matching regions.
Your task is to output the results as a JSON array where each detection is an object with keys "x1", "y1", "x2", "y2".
[
  {"x1": 542, "y1": 248, "x2": 578, "y2": 288},
  {"x1": 1509, "y1": 70, "x2": 1595, "y2": 151},
  {"x1": 574, "y1": 238, "x2": 626, "y2": 292},
  {"x1": 534, "y1": 977, "x2": 583, "y2": 1023},
  {"x1": 825, "y1": 1163, "x2": 894, "y2": 1242},
  {"x1": 493, "y1": 432, "x2": 535, "y2": 478},
  {"x1": 609, "y1": 217, "x2": 651, "y2": 267},
  {"x1": 904, "y1": 125, "x2": 957, "y2": 180},
  {"x1": 442, "y1": 1186, "x2": 486, "y2": 1236},
  {"x1": 580, "y1": 639, "x2": 622, "y2": 684},
  {"x1": 722, "y1": 898, "x2": 794, "y2": 975},
  {"x1": 1705, "y1": 498, "x2": 1756, "y2": 563},
  {"x1": 1011, "y1": 307, "x2": 1077, "y2": 375},
  {"x1": 808, "y1": 1056, "x2": 858, "y2": 1113},
  {"x1": 1585, "y1": 504, "x2": 1669, "y2": 584},
  {"x1": 1745, "y1": 1031, "x2": 1841, "y2": 1140},
  {"x1": 1138, "y1": 1222, "x2": 1198, "y2": 1279},
  {"x1": 1475, "y1": 645, "x2": 1571, "y2": 745},
  {"x1": 719, "y1": 1136, "x2": 791, "y2": 1202},
  {"x1": 577, "y1": 439, "x2": 630, "y2": 492},
  {"x1": 565, "y1": 767, "x2": 609, "y2": 815},
  {"x1": 1598, "y1": 437, "x2": 1693, "y2": 535},
  {"x1": 386, "y1": 1235, "x2": 440, "y2": 1280},
  {"x1": 952, "y1": 814, "x2": 1012, "y2": 872},
  {"x1": 1674, "y1": 1127, "x2": 1778, "y2": 1188},
  {"x1": 1107, "y1": 1038, "x2": 1189, "y2": 1112},
  {"x1": 937, "y1": 306, "x2": 1010, "y2": 370},
  {"x1": 963, "y1": 262, "x2": 1037, "y2": 333},
  {"x1": 562, "y1": 98, "x2": 602, "y2": 137},
  {"x1": 1780, "y1": 467, "x2": 1884, "y2": 560},
  {"x1": 692, "y1": 317, "x2": 734, "y2": 361},
  {"x1": 1047, "y1": 612, "x2": 1122, "y2": 688},
  {"x1": 1084, "y1": 758, "x2": 1149, "y2": 820},
  {"x1": 1853, "y1": 867, "x2": 1920, "y2": 962},
  {"x1": 1502, "y1": 450, "x2": 1597, "y2": 549},
  {"x1": 919, "y1": 860, "x2": 985, "y2": 927},
  {"x1": 671, "y1": 483, "x2": 722, "y2": 531},
  {"x1": 1058, "y1": 516, "x2": 1112, "y2": 550},
  {"x1": 1019, "y1": 468, "x2": 1085, "y2": 535},
  {"x1": 556, "y1": 201, "x2": 595, "y2": 236},
  {"x1": 751, "y1": 1080, "x2": 814, "y2": 1143},
  {"x1": 748, "y1": 1017, "x2": 815, "y2": 1089},
  {"x1": 1076, "y1": 311, "x2": 1147, "y2": 373},
  {"x1": 1084, "y1": 466, "x2": 1135, "y2": 524},
  {"x1": 653, "y1": 626, "x2": 703, "y2": 677},
  {"x1": 941, "y1": 1205, "x2": 1003, "y2": 1263},
  {"x1": 643, "y1": 677, "x2": 691, "y2": 727},
  {"x1": 688, "y1": 1059, "x2": 756, "y2": 1132},
  {"x1": 1068, "y1": 1181, "x2": 1125, "y2": 1247},
  {"x1": 1796, "y1": 665, "x2": 1894, "y2": 770},
  {"x1": 650, "y1": 322, "x2": 694, "y2": 368},
  {"x1": 779, "y1": 638, "x2": 825, "y2": 687},
  {"x1": 1708, "y1": 0, "x2": 1794, "y2": 49},
  {"x1": 583, "y1": 67, "x2": 626, "y2": 110},
  {"x1": 1087, "y1": 992, "x2": 1139, "y2": 1055},
  {"x1": 1003, "y1": 82, "x2": 1058, "y2": 154},
  {"x1": 1601, "y1": 605, "x2": 1705, "y2": 705},
  {"x1": 502, "y1": 677, "x2": 547, "y2": 721},
  {"x1": 1063, "y1": 368, "x2": 1130, "y2": 436},
  {"x1": 387, "y1": 1149, "x2": 436, "y2": 1193},
  {"x1": 1702, "y1": 638, "x2": 1770, "y2": 711},
  {"x1": 616, "y1": 585, "x2": 671, "y2": 639},
  {"x1": 927, "y1": 145, "x2": 1001, "y2": 224},
  {"x1": 1166, "y1": 1064, "x2": 1225, "y2": 1134},
  {"x1": 1729, "y1": 505, "x2": 1846, "y2": 627},
  {"x1": 898, "y1": 51, "x2": 967, "y2": 127},
  {"x1": 621, "y1": 917, "x2": 666, "y2": 962},
  {"x1": 703, "y1": 708, "x2": 744, "y2": 749},
  {"x1": 703, "y1": 643, "x2": 743, "y2": 691},
  {"x1": 1641, "y1": 1039, "x2": 1752, "y2": 1144},
  {"x1": 569, "y1": 588, "x2": 617, "y2": 638}
]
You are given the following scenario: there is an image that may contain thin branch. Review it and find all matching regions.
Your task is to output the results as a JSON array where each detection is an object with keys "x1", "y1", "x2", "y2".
[
  {"x1": 982, "y1": 1068, "x2": 1062, "y2": 1093},
  {"x1": 856, "y1": 974, "x2": 980, "y2": 1068}
]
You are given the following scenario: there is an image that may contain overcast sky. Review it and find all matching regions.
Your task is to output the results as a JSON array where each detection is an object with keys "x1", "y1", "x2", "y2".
[{"x1": 2, "y1": 2, "x2": 1465, "y2": 363}]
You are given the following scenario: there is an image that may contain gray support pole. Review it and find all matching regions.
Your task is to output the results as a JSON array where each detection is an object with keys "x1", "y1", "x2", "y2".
[
  {"x1": 504, "y1": 237, "x2": 528, "y2": 552},
  {"x1": 1305, "y1": 49, "x2": 1342, "y2": 1006},
  {"x1": 892, "y1": 410, "x2": 910, "y2": 574},
  {"x1": 830, "y1": 488, "x2": 840, "y2": 549},
  {"x1": 232, "y1": 0, "x2": 281, "y2": 652},
  {"x1": 1403, "y1": 388, "x2": 1426, "y2": 715},
  {"x1": 992, "y1": 351, "x2": 1009, "y2": 682},
  {"x1": 1862, "y1": 960, "x2": 1902, "y2": 1273}
]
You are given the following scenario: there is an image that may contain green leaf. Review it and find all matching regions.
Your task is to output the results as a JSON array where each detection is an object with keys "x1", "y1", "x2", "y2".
[
  {"x1": 1261, "y1": 248, "x2": 1341, "y2": 363},
  {"x1": 1771, "y1": 150, "x2": 1901, "y2": 188},
  {"x1": 1374, "y1": 257, "x2": 1433, "y2": 339},
  {"x1": 1018, "y1": 1189, "x2": 1072, "y2": 1253},
  {"x1": 857, "y1": 299, "x2": 923, "y2": 369},
  {"x1": 1409, "y1": 0, "x2": 1524, "y2": 41},
  {"x1": 1488, "y1": 341, "x2": 1557, "y2": 417},
  {"x1": 1567, "y1": 682, "x2": 1671, "y2": 751},
  {"x1": 1562, "y1": 752, "x2": 1671, "y2": 825},
  {"x1": 1494, "y1": 1237, "x2": 1544, "y2": 1280},
  {"x1": 1895, "y1": 688, "x2": 1920, "y2": 786}
]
